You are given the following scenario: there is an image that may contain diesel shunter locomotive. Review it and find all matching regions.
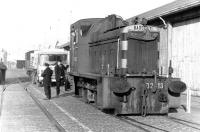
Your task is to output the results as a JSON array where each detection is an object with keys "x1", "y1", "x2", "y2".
[{"x1": 69, "y1": 15, "x2": 186, "y2": 116}]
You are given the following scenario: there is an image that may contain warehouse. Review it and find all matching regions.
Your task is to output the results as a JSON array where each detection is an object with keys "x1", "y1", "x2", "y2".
[
  {"x1": 127, "y1": 0, "x2": 200, "y2": 96},
  {"x1": 16, "y1": 60, "x2": 25, "y2": 69}
]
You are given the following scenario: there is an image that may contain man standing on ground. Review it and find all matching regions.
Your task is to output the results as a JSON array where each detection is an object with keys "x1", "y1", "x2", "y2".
[
  {"x1": 0, "y1": 60, "x2": 7, "y2": 85},
  {"x1": 60, "y1": 63, "x2": 70, "y2": 91},
  {"x1": 55, "y1": 61, "x2": 69, "y2": 96},
  {"x1": 42, "y1": 63, "x2": 53, "y2": 100},
  {"x1": 55, "y1": 61, "x2": 62, "y2": 96}
]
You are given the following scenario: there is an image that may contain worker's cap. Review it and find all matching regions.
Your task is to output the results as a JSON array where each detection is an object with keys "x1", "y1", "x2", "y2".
[{"x1": 44, "y1": 63, "x2": 49, "y2": 66}]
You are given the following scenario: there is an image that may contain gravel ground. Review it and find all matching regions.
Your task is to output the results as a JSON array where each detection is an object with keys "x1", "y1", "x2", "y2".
[
  {"x1": 30, "y1": 84, "x2": 146, "y2": 132},
  {"x1": 2, "y1": 69, "x2": 200, "y2": 132},
  {"x1": 30, "y1": 83, "x2": 200, "y2": 132}
]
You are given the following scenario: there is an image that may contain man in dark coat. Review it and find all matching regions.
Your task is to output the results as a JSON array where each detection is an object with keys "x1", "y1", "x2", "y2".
[
  {"x1": 55, "y1": 61, "x2": 62, "y2": 96},
  {"x1": 54, "y1": 61, "x2": 69, "y2": 95},
  {"x1": 42, "y1": 63, "x2": 53, "y2": 99},
  {"x1": 64, "y1": 64, "x2": 70, "y2": 91},
  {"x1": 0, "y1": 61, "x2": 7, "y2": 84},
  {"x1": 60, "y1": 63, "x2": 70, "y2": 91}
]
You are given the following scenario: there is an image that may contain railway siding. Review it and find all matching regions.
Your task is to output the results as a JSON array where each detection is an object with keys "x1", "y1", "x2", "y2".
[
  {"x1": 28, "y1": 84, "x2": 147, "y2": 132},
  {"x1": 29, "y1": 83, "x2": 200, "y2": 132},
  {"x1": 1, "y1": 69, "x2": 200, "y2": 132},
  {"x1": 0, "y1": 83, "x2": 58, "y2": 132}
]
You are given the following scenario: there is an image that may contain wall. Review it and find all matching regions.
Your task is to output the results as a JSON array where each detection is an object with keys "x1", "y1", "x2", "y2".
[
  {"x1": 158, "y1": 27, "x2": 168, "y2": 75},
  {"x1": 171, "y1": 18, "x2": 200, "y2": 95}
]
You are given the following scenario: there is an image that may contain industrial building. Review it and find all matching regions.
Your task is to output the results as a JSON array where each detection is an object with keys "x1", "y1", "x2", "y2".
[
  {"x1": 127, "y1": 0, "x2": 200, "y2": 96},
  {"x1": 16, "y1": 60, "x2": 26, "y2": 69}
]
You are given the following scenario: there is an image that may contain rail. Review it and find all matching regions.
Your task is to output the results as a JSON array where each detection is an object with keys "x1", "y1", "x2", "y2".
[
  {"x1": 16, "y1": 78, "x2": 66, "y2": 132},
  {"x1": 0, "y1": 84, "x2": 6, "y2": 117}
]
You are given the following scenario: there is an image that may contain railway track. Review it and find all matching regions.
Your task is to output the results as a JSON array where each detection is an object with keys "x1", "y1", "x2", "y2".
[
  {"x1": 16, "y1": 78, "x2": 66, "y2": 132},
  {"x1": 67, "y1": 87, "x2": 200, "y2": 132},
  {"x1": 118, "y1": 116, "x2": 169, "y2": 132},
  {"x1": 6, "y1": 77, "x2": 199, "y2": 132},
  {"x1": 67, "y1": 90, "x2": 169, "y2": 132},
  {"x1": 166, "y1": 116, "x2": 200, "y2": 131},
  {"x1": 17, "y1": 78, "x2": 93, "y2": 132},
  {"x1": 0, "y1": 84, "x2": 6, "y2": 118},
  {"x1": 113, "y1": 114, "x2": 200, "y2": 132},
  {"x1": 118, "y1": 114, "x2": 200, "y2": 132}
]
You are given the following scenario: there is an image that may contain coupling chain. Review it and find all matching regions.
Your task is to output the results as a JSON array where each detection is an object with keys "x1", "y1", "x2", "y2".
[{"x1": 141, "y1": 83, "x2": 148, "y2": 116}]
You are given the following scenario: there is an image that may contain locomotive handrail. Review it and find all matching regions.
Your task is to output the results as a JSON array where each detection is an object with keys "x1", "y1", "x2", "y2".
[
  {"x1": 69, "y1": 72, "x2": 101, "y2": 79},
  {"x1": 117, "y1": 38, "x2": 120, "y2": 69},
  {"x1": 83, "y1": 86, "x2": 97, "y2": 92},
  {"x1": 126, "y1": 73, "x2": 154, "y2": 77}
]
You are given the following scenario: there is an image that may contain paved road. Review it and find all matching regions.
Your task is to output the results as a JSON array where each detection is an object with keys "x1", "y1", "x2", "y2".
[{"x1": 1, "y1": 69, "x2": 200, "y2": 132}]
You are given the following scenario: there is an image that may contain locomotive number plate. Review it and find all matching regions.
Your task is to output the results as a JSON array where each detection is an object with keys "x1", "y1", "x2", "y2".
[
  {"x1": 145, "y1": 82, "x2": 164, "y2": 89},
  {"x1": 129, "y1": 25, "x2": 158, "y2": 32}
]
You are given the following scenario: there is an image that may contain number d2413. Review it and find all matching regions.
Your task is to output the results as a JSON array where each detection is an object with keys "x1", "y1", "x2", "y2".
[{"x1": 145, "y1": 82, "x2": 164, "y2": 89}]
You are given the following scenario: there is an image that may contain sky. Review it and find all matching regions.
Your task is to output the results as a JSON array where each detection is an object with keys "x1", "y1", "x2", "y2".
[{"x1": 0, "y1": 0, "x2": 175, "y2": 61}]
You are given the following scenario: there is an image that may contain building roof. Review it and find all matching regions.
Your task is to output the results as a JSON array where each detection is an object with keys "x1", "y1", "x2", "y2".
[
  {"x1": 58, "y1": 42, "x2": 70, "y2": 50},
  {"x1": 35, "y1": 49, "x2": 67, "y2": 55},
  {"x1": 127, "y1": 0, "x2": 200, "y2": 22},
  {"x1": 58, "y1": 42, "x2": 70, "y2": 48}
]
